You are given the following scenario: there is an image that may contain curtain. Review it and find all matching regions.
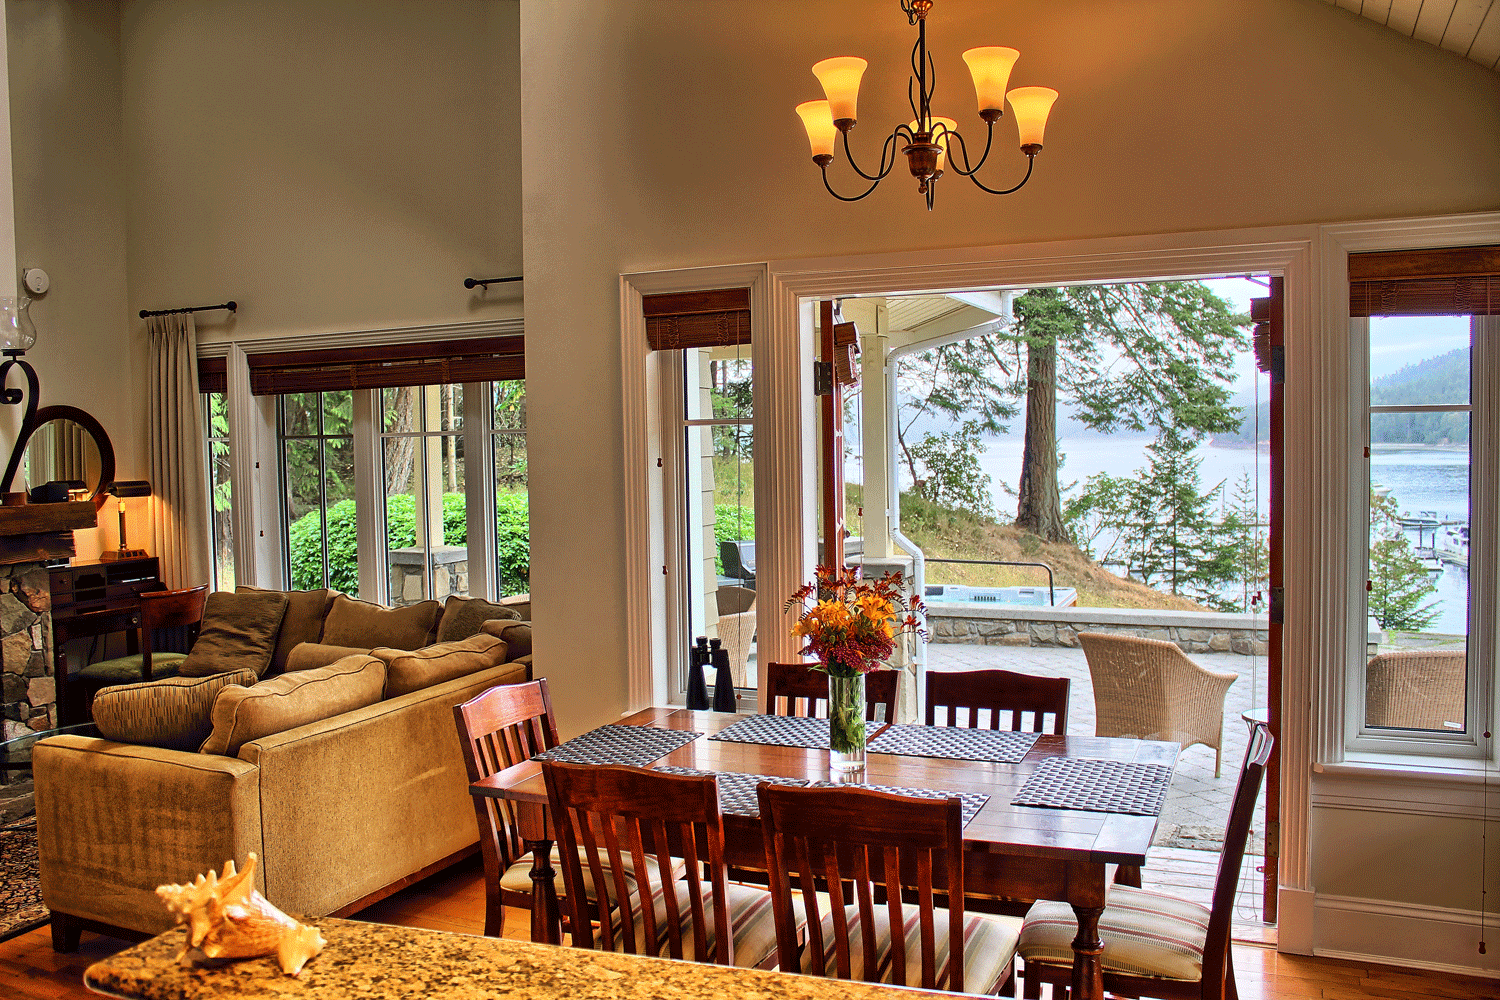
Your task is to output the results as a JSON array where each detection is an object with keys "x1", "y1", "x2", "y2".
[{"x1": 148, "y1": 314, "x2": 210, "y2": 588}]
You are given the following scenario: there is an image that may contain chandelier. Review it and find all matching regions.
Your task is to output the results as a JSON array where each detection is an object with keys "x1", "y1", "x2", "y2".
[{"x1": 796, "y1": 0, "x2": 1057, "y2": 211}]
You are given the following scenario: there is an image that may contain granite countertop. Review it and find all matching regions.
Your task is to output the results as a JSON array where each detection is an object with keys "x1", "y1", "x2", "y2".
[{"x1": 85, "y1": 917, "x2": 985, "y2": 1000}]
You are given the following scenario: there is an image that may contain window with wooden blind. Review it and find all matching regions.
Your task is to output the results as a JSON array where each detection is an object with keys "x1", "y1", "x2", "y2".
[
  {"x1": 245, "y1": 336, "x2": 524, "y2": 395},
  {"x1": 644, "y1": 288, "x2": 750, "y2": 351}
]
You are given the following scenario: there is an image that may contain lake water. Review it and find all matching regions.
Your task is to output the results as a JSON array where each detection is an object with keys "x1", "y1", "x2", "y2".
[{"x1": 962, "y1": 435, "x2": 1470, "y2": 635}]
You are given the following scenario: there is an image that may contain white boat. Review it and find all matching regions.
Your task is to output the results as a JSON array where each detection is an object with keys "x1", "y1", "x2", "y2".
[{"x1": 1434, "y1": 524, "x2": 1468, "y2": 568}]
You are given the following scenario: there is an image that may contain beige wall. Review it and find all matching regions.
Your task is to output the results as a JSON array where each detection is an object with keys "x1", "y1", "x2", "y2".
[
  {"x1": 6, "y1": 0, "x2": 135, "y2": 560},
  {"x1": 519, "y1": 0, "x2": 1500, "y2": 927}
]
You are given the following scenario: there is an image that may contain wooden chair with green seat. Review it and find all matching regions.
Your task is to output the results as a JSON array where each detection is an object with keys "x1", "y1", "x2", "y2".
[{"x1": 73, "y1": 584, "x2": 208, "y2": 714}]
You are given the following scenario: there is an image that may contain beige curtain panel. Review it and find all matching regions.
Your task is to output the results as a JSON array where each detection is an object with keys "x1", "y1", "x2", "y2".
[{"x1": 147, "y1": 313, "x2": 211, "y2": 589}]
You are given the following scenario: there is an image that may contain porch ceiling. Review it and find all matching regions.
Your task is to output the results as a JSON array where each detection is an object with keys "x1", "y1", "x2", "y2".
[{"x1": 1321, "y1": 0, "x2": 1500, "y2": 70}]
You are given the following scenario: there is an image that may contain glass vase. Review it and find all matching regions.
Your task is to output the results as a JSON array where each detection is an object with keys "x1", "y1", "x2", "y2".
[{"x1": 827, "y1": 670, "x2": 866, "y2": 773}]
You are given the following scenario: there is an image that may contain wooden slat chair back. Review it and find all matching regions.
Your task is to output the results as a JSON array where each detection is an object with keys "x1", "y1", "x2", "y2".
[
  {"x1": 542, "y1": 762, "x2": 736, "y2": 964},
  {"x1": 1018, "y1": 722, "x2": 1274, "y2": 1000},
  {"x1": 925, "y1": 668, "x2": 1070, "y2": 734},
  {"x1": 765, "y1": 662, "x2": 899, "y2": 723},
  {"x1": 453, "y1": 679, "x2": 559, "y2": 936},
  {"x1": 757, "y1": 783, "x2": 1013, "y2": 994},
  {"x1": 137, "y1": 585, "x2": 209, "y2": 676},
  {"x1": 72, "y1": 585, "x2": 210, "y2": 717}
]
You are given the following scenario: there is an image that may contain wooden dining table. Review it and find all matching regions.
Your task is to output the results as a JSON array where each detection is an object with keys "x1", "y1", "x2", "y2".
[{"x1": 469, "y1": 707, "x2": 1179, "y2": 1000}]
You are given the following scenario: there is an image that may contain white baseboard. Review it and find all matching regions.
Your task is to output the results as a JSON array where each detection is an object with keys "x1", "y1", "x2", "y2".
[{"x1": 1314, "y1": 893, "x2": 1500, "y2": 977}]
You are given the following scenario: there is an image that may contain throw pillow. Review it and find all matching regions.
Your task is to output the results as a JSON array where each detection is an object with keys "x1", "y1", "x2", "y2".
[
  {"x1": 92, "y1": 669, "x2": 260, "y2": 751},
  {"x1": 481, "y1": 620, "x2": 532, "y2": 661},
  {"x1": 285, "y1": 642, "x2": 377, "y2": 673},
  {"x1": 435, "y1": 595, "x2": 522, "y2": 644},
  {"x1": 200, "y1": 654, "x2": 385, "y2": 757},
  {"x1": 321, "y1": 594, "x2": 440, "y2": 651},
  {"x1": 179, "y1": 590, "x2": 290, "y2": 678},
  {"x1": 372, "y1": 633, "x2": 509, "y2": 699},
  {"x1": 237, "y1": 586, "x2": 334, "y2": 676}
]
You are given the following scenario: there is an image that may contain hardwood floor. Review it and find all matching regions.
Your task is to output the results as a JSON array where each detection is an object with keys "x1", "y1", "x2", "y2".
[{"x1": 2, "y1": 854, "x2": 1495, "y2": 1000}]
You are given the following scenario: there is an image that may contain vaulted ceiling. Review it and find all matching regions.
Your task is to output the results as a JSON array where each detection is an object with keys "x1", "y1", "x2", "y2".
[{"x1": 1322, "y1": 0, "x2": 1500, "y2": 70}]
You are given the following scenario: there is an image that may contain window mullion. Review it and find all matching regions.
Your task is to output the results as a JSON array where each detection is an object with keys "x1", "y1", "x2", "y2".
[
  {"x1": 354, "y1": 390, "x2": 381, "y2": 602},
  {"x1": 465, "y1": 383, "x2": 495, "y2": 599}
]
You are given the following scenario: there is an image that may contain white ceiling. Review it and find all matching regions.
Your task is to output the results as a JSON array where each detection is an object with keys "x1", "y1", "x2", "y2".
[{"x1": 1322, "y1": 0, "x2": 1500, "y2": 70}]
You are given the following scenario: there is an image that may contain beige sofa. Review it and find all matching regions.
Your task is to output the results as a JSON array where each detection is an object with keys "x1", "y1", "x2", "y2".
[{"x1": 34, "y1": 590, "x2": 533, "y2": 948}]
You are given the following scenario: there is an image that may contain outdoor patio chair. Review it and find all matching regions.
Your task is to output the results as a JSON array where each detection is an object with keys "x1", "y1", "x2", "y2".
[
  {"x1": 715, "y1": 585, "x2": 756, "y2": 686},
  {"x1": 1365, "y1": 649, "x2": 1467, "y2": 732},
  {"x1": 1078, "y1": 632, "x2": 1238, "y2": 777},
  {"x1": 720, "y1": 539, "x2": 756, "y2": 589}
]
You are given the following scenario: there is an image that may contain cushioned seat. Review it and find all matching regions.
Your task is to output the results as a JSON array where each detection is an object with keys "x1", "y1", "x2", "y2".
[
  {"x1": 1018, "y1": 885, "x2": 1210, "y2": 981},
  {"x1": 600, "y1": 879, "x2": 781, "y2": 969},
  {"x1": 804, "y1": 904, "x2": 1022, "y2": 990},
  {"x1": 76, "y1": 652, "x2": 187, "y2": 683},
  {"x1": 497, "y1": 847, "x2": 685, "y2": 905}
]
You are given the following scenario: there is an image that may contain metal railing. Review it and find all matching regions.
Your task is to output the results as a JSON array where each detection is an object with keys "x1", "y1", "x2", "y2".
[{"x1": 923, "y1": 557, "x2": 1057, "y2": 606}]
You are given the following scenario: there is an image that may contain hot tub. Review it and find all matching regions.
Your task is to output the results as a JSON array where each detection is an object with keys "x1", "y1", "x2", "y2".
[{"x1": 922, "y1": 584, "x2": 1079, "y2": 608}]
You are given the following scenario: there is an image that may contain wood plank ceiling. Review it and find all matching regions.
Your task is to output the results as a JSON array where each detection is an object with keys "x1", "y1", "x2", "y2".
[{"x1": 1322, "y1": 0, "x2": 1500, "y2": 70}]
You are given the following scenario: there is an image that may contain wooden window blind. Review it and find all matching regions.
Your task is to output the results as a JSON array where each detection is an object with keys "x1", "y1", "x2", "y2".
[
  {"x1": 1349, "y1": 245, "x2": 1500, "y2": 317},
  {"x1": 245, "y1": 336, "x2": 524, "y2": 396},
  {"x1": 198, "y1": 357, "x2": 227, "y2": 394},
  {"x1": 643, "y1": 288, "x2": 751, "y2": 351}
]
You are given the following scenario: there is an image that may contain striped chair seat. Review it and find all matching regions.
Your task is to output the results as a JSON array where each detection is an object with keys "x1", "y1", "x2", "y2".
[
  {"x1": 803, "y1": 902, "x2": 1023, "y2": 992},
  {"x1": 597, "y1": 879, "x2": 781, "y2": 969},
  {"x1": 499, "y1": 847, "x2": 685, "y2": 905},
  {"x1": 1017, "y1": 885, "x2": 1210, "y2": 982}
]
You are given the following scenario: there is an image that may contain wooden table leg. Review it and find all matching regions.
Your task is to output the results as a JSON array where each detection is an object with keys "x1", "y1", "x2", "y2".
[
  {"x1": 1070, "y1": 903, "x2": 1105, "y2": 1000},
  {"x1": 1114, "y1": 863, "x2": 1142, "y2": 888},
  {"x1": 525, "y1": 837, "x2": 561, "y2": 945}
]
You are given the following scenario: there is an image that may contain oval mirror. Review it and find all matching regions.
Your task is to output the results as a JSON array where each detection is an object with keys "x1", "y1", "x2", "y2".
[{"x1": 2, "y1": 405, "x2": 115, "y2": 508}]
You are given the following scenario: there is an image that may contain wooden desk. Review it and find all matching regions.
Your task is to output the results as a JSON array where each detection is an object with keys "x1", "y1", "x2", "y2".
[
  {"x1": 49, "y1": 557, "x2": 161, "y2": 724},
  {"x1": 470, "y1": 707, "x2": 1178, "y2": 1000}
]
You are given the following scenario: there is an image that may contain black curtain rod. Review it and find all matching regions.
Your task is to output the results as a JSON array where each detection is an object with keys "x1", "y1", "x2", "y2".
[
  {"x1": 139, "y1": 300, "x2": 237, "y2": 319},
  {"x1": 464, "y1": 275, "x2": 523, "y2": 289}
]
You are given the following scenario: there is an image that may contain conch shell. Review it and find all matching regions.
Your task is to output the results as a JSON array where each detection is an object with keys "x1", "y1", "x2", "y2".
[{"x1": 156, "y1": 853, "x2": 325, "y2": 976}]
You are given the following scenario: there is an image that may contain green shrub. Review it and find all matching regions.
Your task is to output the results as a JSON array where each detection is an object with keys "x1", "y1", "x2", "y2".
[
  {"x1": 288, "y1": 493, "x2": 531, "y2": 597},
  {"x1": 713, "y1": 503, "x2": 754, "y2": 574}
]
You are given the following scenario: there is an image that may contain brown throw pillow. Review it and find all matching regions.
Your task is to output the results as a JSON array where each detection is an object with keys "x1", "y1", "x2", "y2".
[
  {"x1": 93, "y1": 669, "x2": 260, "y2": 751},
  {"x1": 435, "y1": 595, "x2": 522, "y2": 643},
  {"x1": 285, "y1": 642, "x2": 376, "y2": 673},
  {"x1": 200, "y1": 654, "x2": 385, "y2": 757},
  {"x1": 481, "y1": 621, "x2": 532, "y2": 661},
  {"x1": 180, "y1": 590, "x2": 289, "y2": 678},
  {"x1": 372, "y1": 634, "x2": 509, "y2": 699},
  {"x1": 237, "y1": 586, "x2": 334, "y2": 675},
  {"x1": 321, "y1": 594, "x2": 440, "y2": 651}
]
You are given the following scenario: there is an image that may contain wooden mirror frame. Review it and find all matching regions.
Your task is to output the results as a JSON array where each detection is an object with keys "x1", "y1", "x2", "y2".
[{"x1": 2, "y1": 403, "x2": 116, "y2": 510}]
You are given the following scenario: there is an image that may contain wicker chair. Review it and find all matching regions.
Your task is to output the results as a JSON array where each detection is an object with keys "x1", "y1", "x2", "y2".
[
  {"x1": 715, "y1": 585, "x2": 757, "y2": 687},
  {"x1": 1079, "y1": 632, "x2": 1238, "y2": 777},
  {"x1": 1365, "y1": 650, "x2": 1467, "y2": 731}
]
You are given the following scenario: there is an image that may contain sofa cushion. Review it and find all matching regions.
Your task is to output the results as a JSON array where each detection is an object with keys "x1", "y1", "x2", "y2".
[
  {"x1": 92, "y1": 669, "x2": 260, "y2": 751},
  {"x1": 321, "y1": 594, "x2": 440, "y2": 651},
  {"x1": 200, "y1": 654, "x2": 385, "y2": 757},
  {"x1": 373, "y1": 634, "x2": 509, "y2": 699},
  {"x1": 286, "y1": 642, "x2": 375, "y2": 673},
  {"x1": 481, "y1": 620, "x2": 532, "y2": 661},
  {"x1": 435, "y1": 596, "x2": 522, "y2": 644},
  {"x1": 237, "y1": 586, "x2": 334, "y2": 675},
  {"x1": 180, "y1": 590, "x2": 290, "y2": 678}
]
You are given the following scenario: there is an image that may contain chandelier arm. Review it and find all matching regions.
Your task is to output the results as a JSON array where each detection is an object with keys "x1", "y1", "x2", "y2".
[
  {"x1": 964, "y1": 153, "x2": 1036, "y2": 196},
  {"x1": 821, "y1": 163, "x2": 882, "y2": 202},
  {"x1": 840, "y1": 127, "x2": 902, "y2": 182},
  {"x1": 943, "y1": 121, "x2": 995, "y2": 177}
]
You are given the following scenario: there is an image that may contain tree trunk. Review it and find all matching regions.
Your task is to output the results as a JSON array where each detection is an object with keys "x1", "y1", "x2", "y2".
[{"x1": 1015, "y1": 335, "x2": 1068, "y2": 541}]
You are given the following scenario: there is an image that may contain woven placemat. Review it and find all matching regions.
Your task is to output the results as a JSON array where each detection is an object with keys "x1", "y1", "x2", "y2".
[
  {"x1": 1011, "y1": 757, "x2": 1173, "y2": 816},
  {"x1": 653, "y1": 766, "x2": 810, "y2": 817},
  {"x1": 867, "y1": 724, "x2": 1038, "y2": 764},
  {"x1": 708, "y1": 714, "x2": 831, "y2": 751},
  {"x1": 534, "y1": 725, "x2": 702, "y2": 768},
  {"x1": 808, "y1": 782, "x2": 989, "y2": 828}
]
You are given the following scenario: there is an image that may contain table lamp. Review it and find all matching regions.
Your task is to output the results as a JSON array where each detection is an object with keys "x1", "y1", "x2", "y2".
[{"x1": 101, "y1": 480, "x2": 151, "y2": 562}]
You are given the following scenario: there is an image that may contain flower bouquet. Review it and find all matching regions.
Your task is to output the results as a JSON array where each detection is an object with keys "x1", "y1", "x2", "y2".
[{"x1": 785, "y1": 565, "x2": 926, "y2": 770}]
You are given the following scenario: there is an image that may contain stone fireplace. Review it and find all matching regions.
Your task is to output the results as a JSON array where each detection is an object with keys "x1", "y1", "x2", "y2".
[{"x1": 1, "y1": 562, "x2": 53, "y2": 740}]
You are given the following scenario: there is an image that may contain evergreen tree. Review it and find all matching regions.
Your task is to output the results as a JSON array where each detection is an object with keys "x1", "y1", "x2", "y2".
[
  {"x1": 1219, "y1": 471, "x2": 1269, "y2": 614},
  {"x1": 1368, "y1": 489, "x2": 1441, "y2": 631}
]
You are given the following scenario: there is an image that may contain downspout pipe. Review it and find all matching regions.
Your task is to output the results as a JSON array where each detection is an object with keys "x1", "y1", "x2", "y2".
[{"x1": 884, "y1": 292, "x2": 1014, "y2": 714}]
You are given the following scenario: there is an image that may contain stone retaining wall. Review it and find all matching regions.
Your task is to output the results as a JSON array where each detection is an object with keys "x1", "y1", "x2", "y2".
[{"x1": 929, "y1": 604, "x2": 1271, "y2": 655}]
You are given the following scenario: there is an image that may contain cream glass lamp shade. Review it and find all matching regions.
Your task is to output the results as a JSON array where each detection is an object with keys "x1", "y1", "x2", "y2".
[
  {"x1": 908, "y1": 117, "x2": 958, "y2": 172},
  {"x1": 961, "y1": 47, "x2": 1019, "y2": 114},
  {"x1": 797, "y1": 100, "x2": 839, "y2": 159},
  {"x1": 1007, "y1": 86, "x2": 1058, "y2": 148},
  {"x1": 812, "y1": 56, "x2": 868, "y2": 123}
]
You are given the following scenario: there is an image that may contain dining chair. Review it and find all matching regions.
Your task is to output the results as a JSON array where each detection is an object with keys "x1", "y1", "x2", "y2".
[
  {"x1": 72, "y1": 585, "x2": 208, "y2": 713},
  {"x1": 765, "y1": 661, "x2": 900, "y2": 723},
  {"x1": 1079, "y1": 632, "x2": 1238, "y2": 777},
  {"x1": 757, "y1": 782, "x2": 1022, "y2": 994},
  {"x1": 925, "y1": 669, "x2": 1070, "y2": 734},
  {"x1": 453, "y1": 679, "x2": 678, "y2": 938},
  {"x1": 542, "y1": 761, "x2": 784, "y2": 968},
  {"x1": 1016, "y1": 721, "x2": 1273, "y2": 1000}
]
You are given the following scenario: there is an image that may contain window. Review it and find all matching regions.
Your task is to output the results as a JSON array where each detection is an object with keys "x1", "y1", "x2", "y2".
[
  {"x1": 278, "y1": 390, "x2": 356, "y2": 595},
  {"x1": 490, "y1": 380, "x2": 529, "y2": 596},
  {"x1": 1349, "y1": 247, "x2": 1499, "y2": 758},
  {"x1": 379, "y1": 384, "x2": 466, "y2": 606},
  {"x1": 204, "y1": 390, "x2": 234, "y2": 591}
]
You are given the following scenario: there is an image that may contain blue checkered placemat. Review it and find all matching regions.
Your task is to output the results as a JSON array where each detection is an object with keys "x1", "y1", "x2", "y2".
[
  {"x1": 1011, "y1": 757, "x2": 1172, "y2": 816},
  {"x1": 652, "y1": 766, "x2": 809, "y2": 817},
  {"x1": 533, "y1": 725, "x2": 702, "y2": 768},
  {"x1": 867, "y1": 724, "x2": 1038, "y2": 764},
  {"x1": 707, "y1": 714, "x2": 831, "y2": 750},
  {"x1": 808, "y1": 781, "x2": 989, "y2": 828}
]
